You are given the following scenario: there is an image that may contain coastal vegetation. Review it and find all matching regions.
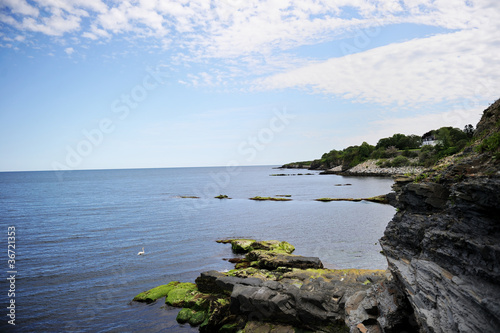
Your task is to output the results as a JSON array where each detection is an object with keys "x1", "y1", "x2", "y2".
[{"x1": 284, "y1": 126, "x2": 475, "y2": 171}]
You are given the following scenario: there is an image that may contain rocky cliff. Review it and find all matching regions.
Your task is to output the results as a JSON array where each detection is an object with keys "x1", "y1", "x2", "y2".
[{"x1": 380, "y1": 99, "x2": 500, "y2": 333}]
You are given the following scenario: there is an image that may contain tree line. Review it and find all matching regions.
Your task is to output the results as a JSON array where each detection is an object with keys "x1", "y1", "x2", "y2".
[{"x1": 307, "y1": 125, "x2": 474, "y2": 170}]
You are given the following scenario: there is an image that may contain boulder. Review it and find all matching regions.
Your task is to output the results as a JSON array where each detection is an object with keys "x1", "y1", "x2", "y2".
[
  {"x1": 246, "y1": 250, "x2": 323, "y2": 270},
  {"x1": 216, "y1": 239, "x2": 295, "y2": 255},
  {"x1": 250, "y1": 240, "x2": 295, "y2": 254},
  {"x1": 231, "y1": 239, "x2": 256, "y2": 253},
  {"x1": 195, "y1": 270, "x2": 227, "y2": 294}
]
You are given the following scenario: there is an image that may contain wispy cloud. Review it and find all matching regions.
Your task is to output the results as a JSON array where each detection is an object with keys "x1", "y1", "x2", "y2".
[
  {"x1": 253, "y1": 0, "x2": 500, "y2": 106},
  {"x1": 255, "y1": 26, "x2": 500, "y2": 105},
  {"x1": 1, "y1": 0, "x2": 499, "y2": 107}
]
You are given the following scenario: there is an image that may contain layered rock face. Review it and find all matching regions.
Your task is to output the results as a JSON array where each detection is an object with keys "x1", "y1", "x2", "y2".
[{"x1": 380, "y1": 99, "x2": 500, "y2": 333}]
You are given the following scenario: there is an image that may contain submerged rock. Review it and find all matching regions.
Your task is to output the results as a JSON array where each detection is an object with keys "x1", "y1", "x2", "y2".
[{"x1": 249, "y1": 196, "x2": 293, "y2": 201}]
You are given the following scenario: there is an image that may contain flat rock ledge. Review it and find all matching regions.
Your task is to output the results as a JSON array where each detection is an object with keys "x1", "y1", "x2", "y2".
[{"x1": 133, "y1": 239, "x2": 419, "y2": 333}]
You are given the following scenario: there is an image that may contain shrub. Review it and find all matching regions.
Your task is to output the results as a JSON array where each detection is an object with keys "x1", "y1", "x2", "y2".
[
  {"x1": 476, "y1": 132, "x2": 500, "y2": 159},
  {"x1": 402, "y1": 148, "x2": 419, "y2": 158},
  {"x1": 391, "y1": 155, "x2": 410, "y2": 167},
  {"x1": 383, "y1": 146, "x2": 399, "y2": 158}
]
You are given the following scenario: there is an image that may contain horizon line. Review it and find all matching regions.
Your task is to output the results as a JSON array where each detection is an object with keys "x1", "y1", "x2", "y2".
[{"x1": 0, "y1": 163, "x2": 286, "y2": 174}]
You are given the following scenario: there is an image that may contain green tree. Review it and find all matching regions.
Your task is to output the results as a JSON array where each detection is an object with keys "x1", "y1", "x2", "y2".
[
  {"x1": 376, "y1": 133, "x2": 422, "y2": 150},
  {"x1": 464, "y1": 124, "x2": 474, "y2": 138}
]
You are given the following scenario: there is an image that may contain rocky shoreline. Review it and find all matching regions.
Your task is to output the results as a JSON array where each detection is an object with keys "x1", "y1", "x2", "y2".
[
  {"x1": 133, "y1": 239, "x2": 416, "y2": 332},
  {"x1": 282, "y1": 159, "x2": 425, "y2": 178},
  {"x1": 319, "y1": 159, "x2": 425, "y2": 177}
]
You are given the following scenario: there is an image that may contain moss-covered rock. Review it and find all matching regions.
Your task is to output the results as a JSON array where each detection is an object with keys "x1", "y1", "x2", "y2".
[
  {"x1": 315, "y1": 197, "x2": 362, "y2": 202},
  {"x1": 176, "y1": 308, "x2": 207, "y2": 326},
  {"x1": 250, "y1": 240, "x2": 295, "y2": 254},
  {"x1": 315, "y1": 196, "x2": 389, "y2": 204},
  {"x1": 249, "y1": 196, "x2": 292, "y2": 201},
  {"x1": 176, "y1": 308, "x2": 195, "y2": 323},
  {"x1": 133, "y1": 281, "x2": 180, "y2": 303},
  {"x1": 165, "y1": 282, "x2": 198, "y2": 307},
  {"x1": 363, "y1": 194, "x2": 389, "y2": 204},
  {"x1": 134, "y1": 239, "x2": 390, "y2": 332},
  {"x1": 230, "y1": 239, "x2": 256, "y2": 253},
  {"x1": 217, "y1": 239, "x2": 295, "y2": 255},
  {"x1": 189, "y1": 310, "x2": 207, "y2": 326}
]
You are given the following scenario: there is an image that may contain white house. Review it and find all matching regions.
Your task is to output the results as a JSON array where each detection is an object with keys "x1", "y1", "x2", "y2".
[{"x1": 421, "y1": 132, "x2": 441, "y2": 146}]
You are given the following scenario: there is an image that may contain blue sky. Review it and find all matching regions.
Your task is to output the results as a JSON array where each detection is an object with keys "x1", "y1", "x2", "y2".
[{"x1": 1, "y1": 0, "x2": 499, "y2": 172}]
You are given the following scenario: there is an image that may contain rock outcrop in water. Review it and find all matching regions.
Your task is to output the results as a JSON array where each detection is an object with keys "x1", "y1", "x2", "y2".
[
  {"x1": 134, "y1": 239, "x2": 397, "y2": 332},
  {"x1": 379, "y1": 99, "x2": 500, "y2": 333}
]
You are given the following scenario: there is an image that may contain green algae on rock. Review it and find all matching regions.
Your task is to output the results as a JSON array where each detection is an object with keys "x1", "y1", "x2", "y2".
[
  {"x1": 165, "y1": 282, "x2": 199, "y2": 307},
  {"x1": 214, "y1": 194, "x2": 230, "y2": 199},
  {"x1": 249, "y1": 196, "x2": 292, "y2": 201},
  {"x1": 249, "y1": 240, "x2": 295, "y2": 254},
  {"x1": 230, "y1": 239, "x2": 256, "y2": 253},
  {"x1": 314, "y1": 195, "x2": 389, "y2": 204},
  {"x1": 133, "y1": 239, "x2": 405, "y2": 332},
  {"x1": 177, "y1": 308, "x2": 207, "y2": 326},
  {"x1": 315, "y1": 197, "x2": 362, "y2": 202},
  {"x1": 216, "y1": 239, "x2": 295, "y2": 255},
  {"x1": 133, "y1": 281, "x2": 180, "y2": 303}
]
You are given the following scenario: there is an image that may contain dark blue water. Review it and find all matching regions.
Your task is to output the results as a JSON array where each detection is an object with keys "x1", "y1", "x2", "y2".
[{"x1": 0, "y1": 166, "x2": 395, "y2": 332}]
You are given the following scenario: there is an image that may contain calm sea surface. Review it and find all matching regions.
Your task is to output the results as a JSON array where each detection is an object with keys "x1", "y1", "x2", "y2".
[{"x1": 0, "y1": 166, "x2": 395, "y2": 332}]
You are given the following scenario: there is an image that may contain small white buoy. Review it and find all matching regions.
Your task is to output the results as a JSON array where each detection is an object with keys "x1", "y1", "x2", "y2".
[{"x1": 138, "y1": 247, "x2": 145, "y2": 255}]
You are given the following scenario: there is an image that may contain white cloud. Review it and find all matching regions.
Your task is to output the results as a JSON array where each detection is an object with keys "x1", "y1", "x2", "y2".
[
  {"x1": 0, "y1": 0, "x2": 499, "y2": 107},
  {"x1": 64, "y1": 47, "x2": 74, "y2": 55},
  {"x1": 255, "y1": 1, "x2": 500, "y2": 106},
  {"x1": 0, "y1": 0, "x2": 484, "y2": 53},
  {"x1": 21, "y1": 13, "x2": 81, "y2": 36},
  {"x1": 0, "y1": 0, "x2": 39, "y2": 16}
]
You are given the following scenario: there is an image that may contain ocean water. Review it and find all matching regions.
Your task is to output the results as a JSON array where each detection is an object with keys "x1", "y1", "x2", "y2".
[{"x1": 0, "y1": 166, "x2": 395, "y2": 332}]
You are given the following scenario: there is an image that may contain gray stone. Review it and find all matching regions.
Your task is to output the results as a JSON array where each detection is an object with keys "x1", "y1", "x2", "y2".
[{"x1": 247, "y1": 250, "x2": 324, "y2": 270}]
